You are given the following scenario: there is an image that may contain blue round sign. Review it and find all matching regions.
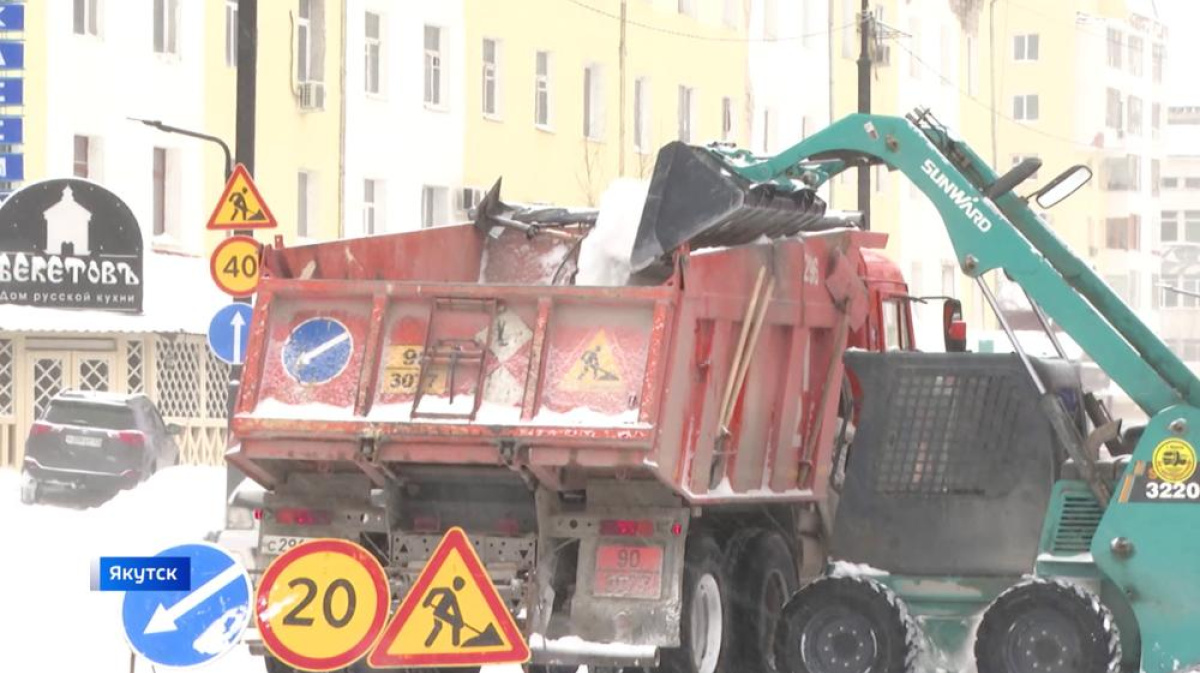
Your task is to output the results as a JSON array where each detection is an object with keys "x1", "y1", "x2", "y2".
[
  {"x1": 282, "y1": 317, "x2": 353, "y2": 384},
  {"x1": 121, "y1": 542, "x2": 252, "y2": 669}
]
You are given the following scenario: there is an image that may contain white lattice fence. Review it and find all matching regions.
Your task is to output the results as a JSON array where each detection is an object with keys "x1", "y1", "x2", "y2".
[{"x1": 154, "y1": 335, "x2": 231, "y2": 466}]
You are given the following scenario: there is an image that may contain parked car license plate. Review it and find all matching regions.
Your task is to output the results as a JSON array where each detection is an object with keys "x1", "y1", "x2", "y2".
[
  {"x1": 594, "y1": 544, "x2": 664, "y2": 599},
  {"x1": 261, "y1": 535, "x2": 317, "y2": 555},
  {"x1": 64, "y1": 434, "x2": 102, "y2": 448}
]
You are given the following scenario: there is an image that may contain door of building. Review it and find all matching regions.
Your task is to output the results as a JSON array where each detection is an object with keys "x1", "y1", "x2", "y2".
[{"x1": 24, "y1": 350, "x2": 118, "y2": 427}]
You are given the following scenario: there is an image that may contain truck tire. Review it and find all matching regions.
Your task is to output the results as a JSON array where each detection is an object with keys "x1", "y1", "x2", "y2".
[
  {"x1": 974, "y1": 579, "x2": 1121, "y2": 673},
  {"x1": 774, "y1": 576, "x2": 921, "y2": 673},
  {"x1": 660, "y1": 535, "x2": 733, "y2": 673},
  {"x1": 730, "y1": 531, "x2": 797, "y2": 673}
]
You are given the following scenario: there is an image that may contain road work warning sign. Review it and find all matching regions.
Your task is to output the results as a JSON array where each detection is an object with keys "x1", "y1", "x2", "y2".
[
  {"x1": 207, "y1": 163, "x2": 277, "y2": 230},
  {"x1": 561, "y1": 330, "x2": 623, "y2": 392},
  {"x1": 368, "y1": 527, "x2": 530, "y2": 668}
]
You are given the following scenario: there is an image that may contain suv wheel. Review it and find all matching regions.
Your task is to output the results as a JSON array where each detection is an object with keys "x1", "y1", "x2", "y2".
[{"x1": 20, "y1": 470, "x2": 40, "y2": 505}]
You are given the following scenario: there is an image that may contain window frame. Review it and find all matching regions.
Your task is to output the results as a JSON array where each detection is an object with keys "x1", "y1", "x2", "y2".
[
  {"x1": 534, "y1": 50, "x2": 553, "y2": 130},
  {"x1": 424, "y1": 25, "x2": 444, "y2": 108},
  {"x1": 1012, "y1": 94, "x2": 1039, "y2": 121},
  {"x1": 482, "y1": 37, "x2": 501, "y2": 118},
  {"x1": 633, "y1": 76, "x2": 650, "y2": 153},
  {"x1": 153, "y1": 0, "x2": 180, "y2": 56},
  {"x1": 297, "y1": 0, "x2": 313, "y2": 82},
  {"x1": 225, "y1": 0, "x2": 238, "y2": 67},
  {"x1": 74, "y1": 0, "x2": 100, "y2": 38},
  {"x1": 677, "y1": 85, "x2": 695, "y2": 144},
  {"x1": 1013, "y1": 33, "x2": 1039, "y2": 61},
  {"x1": 365, "y1": 11, "x2": 383, "y2": 96}
]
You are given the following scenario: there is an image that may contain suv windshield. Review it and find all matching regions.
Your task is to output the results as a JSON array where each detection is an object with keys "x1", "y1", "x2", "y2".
[{"x1": 44, "y1": 402, "x2": 136, "y2": 431}]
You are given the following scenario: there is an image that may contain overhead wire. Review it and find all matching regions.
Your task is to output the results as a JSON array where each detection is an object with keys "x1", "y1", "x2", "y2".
[{"x1": 564, "y1": 0, "x2": 856, "y2": 43}]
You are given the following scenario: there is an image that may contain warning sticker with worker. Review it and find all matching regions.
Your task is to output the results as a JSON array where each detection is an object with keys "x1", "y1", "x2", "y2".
[
  {"x1": 561, "y1": 330, "x2": 625, "y2": 393},
  {"x1": 1120, "y1": 439, "x2": 1200, "y2": 504},
  {"x1": 368, "y1": 527, "x2": 530, "y2": 668}
]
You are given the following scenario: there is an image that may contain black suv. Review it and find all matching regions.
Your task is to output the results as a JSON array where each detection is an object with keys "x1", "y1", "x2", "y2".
[{"x1": 20, "y1": 391, "x2": 182, "y2": 504}]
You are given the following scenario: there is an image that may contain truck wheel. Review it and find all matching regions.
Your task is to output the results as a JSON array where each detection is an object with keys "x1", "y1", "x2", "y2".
[
  {"x1": 974, "y1": 579, "x2": 1120, "y2": 673},
  {"x1": 660, "y1": 535, "x2": 732, "y2": 673},
  {"x1": 774, "y1": 576, "x2": 921, "y2": 673},
  {"x1": 731, "y1": 531, "x2": 797, "y2": 673}
]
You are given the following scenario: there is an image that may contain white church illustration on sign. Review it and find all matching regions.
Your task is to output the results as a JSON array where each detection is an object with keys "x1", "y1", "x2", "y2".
[{"x1": 43, "y1": 185, "x2": 91, "y2": 256}]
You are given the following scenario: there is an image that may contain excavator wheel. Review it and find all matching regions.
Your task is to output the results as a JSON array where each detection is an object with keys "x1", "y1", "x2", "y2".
[
  {"x1": 774, "y1": 576, "x2": 921, "y2": 673},
  {"x1": 659, "y1": 534, "x2": 734, "y2": 673},
  {"x1": 727, "y1": 530, "x2": 798, "y2": 673},
  {"x1": 974, "y1": 579, "x2": 1121, "y2": 673}
]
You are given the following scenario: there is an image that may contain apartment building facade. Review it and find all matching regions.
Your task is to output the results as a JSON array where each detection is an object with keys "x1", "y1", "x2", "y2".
[{"x1": 1157, "y1": 106, "x2": 1200, "y2": 366}]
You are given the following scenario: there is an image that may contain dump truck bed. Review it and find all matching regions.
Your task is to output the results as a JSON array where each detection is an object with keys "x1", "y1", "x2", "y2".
[{"x1": 228, "y1": 223, "x2": 881, "y2": 505}]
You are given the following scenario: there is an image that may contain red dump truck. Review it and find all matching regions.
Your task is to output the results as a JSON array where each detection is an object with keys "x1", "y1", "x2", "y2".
[{"x1": 227, "y1": 176, "x2": 915, "y2": 673}]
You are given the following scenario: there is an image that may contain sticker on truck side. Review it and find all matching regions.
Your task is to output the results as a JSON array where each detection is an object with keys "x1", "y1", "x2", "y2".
[{"x1": 1119, "y1": 452, "x2": 1200, "y2": 504}]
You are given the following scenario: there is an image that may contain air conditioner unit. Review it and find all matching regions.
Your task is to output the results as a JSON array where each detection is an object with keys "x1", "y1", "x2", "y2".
[
  {"x1": 459, "y1": 187, "x2": 484, "y2": 215},
  {"x1": 299, "y1": 81, "x2": 326, "y2": 111}
]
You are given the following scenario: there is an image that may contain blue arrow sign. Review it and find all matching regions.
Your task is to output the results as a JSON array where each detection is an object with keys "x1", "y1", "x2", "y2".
[
  {"x1": 0, "y1": 78, "x2": 23, "y2": 105},
  {"x1": 0, "y1": 42, "x2": 23, "y2": 70},
  {"x1": 0, "y1": 5, "x2": 25, "y2": 32},
  {"x1": 121, "y1": 543, "x2": 252, "y2": 669},
  {"x1": 0, "y1": 153, "x2": 22, "y2": 180},
  {"x1": 0, "y1": 116, "x2": 23, "y2": 143},
  {"x1": 283, "y1": 317, "x2": 353, "y2": 384},
  {"x1": 207, "y1": 303, "x2": 254, "y2": 365}
]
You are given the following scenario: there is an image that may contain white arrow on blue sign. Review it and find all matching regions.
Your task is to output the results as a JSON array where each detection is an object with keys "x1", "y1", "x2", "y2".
[
  {"x1": 207, "y1": 303, "x2": 254, "y2": 366},
  {"x1": 0, "y1": 5, "x2": 25, "y2": 31},
  {"x1": 121, "y1": 542, "x2": 252, "y2": 669},
  {"x1": 283, "y1": 317, "x2": 354, "y2": 384}
]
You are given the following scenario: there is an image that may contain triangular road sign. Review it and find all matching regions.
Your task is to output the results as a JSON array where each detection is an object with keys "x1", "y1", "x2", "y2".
[
  {"x1": 368, "y1": 527, "x2": 530, "y2": 668},
  {"x1": 561, "y1": 330, "x2": 623, "y2": 392},
  {"x1": 207, "y1": 163, "x2": 277, "y2": 230}
]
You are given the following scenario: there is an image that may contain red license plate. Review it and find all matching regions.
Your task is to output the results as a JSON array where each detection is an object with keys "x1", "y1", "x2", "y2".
[{"x1": 594, "y1": 544, "x2": 664, "y2": 599}]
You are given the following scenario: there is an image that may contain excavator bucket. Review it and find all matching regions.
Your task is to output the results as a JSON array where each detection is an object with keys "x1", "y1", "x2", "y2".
[{"x1": 630, "y1": 141, "x2": 834, "y2": 272}]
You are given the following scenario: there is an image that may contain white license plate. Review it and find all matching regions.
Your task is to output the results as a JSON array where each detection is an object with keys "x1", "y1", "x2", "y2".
[
  {"x1": 261, "y1": 535, "x2": 317, "y2": 555},
  {"x1": 64, "y1": 435, "x2": 102, "y2": 448}
]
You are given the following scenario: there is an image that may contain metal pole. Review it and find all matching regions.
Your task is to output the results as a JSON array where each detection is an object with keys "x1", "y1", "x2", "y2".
[
  {"x1": 618, "y1": 0, "x2": 627, "y2": 177},
  {"x1": 857, "y1": 0, "x2": 872, "y2": 231},
  {"x1": 227, "y1": 0, "x2": 257, "y2": 496},
  {"x1": 127, "y1": 118, "x2": 233, "y2": 179}
]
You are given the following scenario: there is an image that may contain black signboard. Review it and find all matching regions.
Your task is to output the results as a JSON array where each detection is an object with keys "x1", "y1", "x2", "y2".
[{"x1": 0, "y1": 179, "x2": 143, "y2": 312}]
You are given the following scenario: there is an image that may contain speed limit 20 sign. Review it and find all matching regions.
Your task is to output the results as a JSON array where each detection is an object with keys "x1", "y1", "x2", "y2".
[
  {"x1": 210, "y1": 235, "x2": 262, "y2": 297},
  {"x1": 255, "y1": 538, "x2": 391, "y2": 672}
]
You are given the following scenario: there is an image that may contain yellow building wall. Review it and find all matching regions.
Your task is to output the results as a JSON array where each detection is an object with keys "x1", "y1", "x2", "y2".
[
  {"x1": 463, "y1": 0, "x2": 749, "y2": 206},
  {"x1": 203, "y1": 0, "x2": 345, "y2": 251}
]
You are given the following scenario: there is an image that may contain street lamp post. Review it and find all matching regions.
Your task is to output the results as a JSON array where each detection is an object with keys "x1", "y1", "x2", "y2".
[{"x1": 128, "y1": 117, "x2": 233, "y2": 180}]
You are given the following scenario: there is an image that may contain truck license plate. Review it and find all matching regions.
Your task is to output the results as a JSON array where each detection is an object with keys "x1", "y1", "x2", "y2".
[
  {"x1": 594, "y1": 544, "x2": 664, "y2": 599},
  {"x1": 261, "y1": 535, "x2": 317, "y2": 555},
  {"x1": 64, "y1": 434, "x2": 102, "y2": 448}
]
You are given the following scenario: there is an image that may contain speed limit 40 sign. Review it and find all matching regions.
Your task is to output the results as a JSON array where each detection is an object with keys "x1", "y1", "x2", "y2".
[
  {"x1": 255, "y1": 539, "x2": 391, "y2": 672},
  {"x1": 210, "y1": 235, "x2": 262, "y2": 297}
]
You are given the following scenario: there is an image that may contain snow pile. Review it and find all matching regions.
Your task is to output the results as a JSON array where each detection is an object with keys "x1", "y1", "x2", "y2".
[
  {"x1": 827, "y1": 560, "x2": 890, "y2": 578},
  {"x1": 576, "y1": 179, "x2": 650, "y2": 286}
]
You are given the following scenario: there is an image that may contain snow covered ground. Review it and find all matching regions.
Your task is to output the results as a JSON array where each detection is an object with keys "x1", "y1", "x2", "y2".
[{"x1": 0, "y1": 466, "x2": 526, "y2": 673}]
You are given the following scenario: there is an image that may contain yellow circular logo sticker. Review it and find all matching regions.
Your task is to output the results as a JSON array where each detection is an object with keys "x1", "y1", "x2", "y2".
[{"x1": 1152, "y1": 439, "x2": 1197, "y2": 484}]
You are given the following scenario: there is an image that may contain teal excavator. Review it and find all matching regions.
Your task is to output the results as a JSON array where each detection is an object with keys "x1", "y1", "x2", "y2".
[{"x1": 632, "y1": 108, "x2": 1200, "y2": 673}]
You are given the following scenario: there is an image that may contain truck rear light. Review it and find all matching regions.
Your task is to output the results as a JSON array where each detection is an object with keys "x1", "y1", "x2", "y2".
[
  {"x1": 599, "y1": 519, "x2": 655, "y2": 537},
  {"x1": 114, "y1": 430, "x2": 145, "y2": 448},
  {"x1": 274, "y1": 508, "x2": 333, "y2": 526},
  {"x1": 253, "y1": 509, "x2": 263, "y2": 520},
  {"x1": 29, "y1": 421, "x2": 55, "y2": 436},
  {"x1": 412, "y1": 514, "x2": 440, "y2": 532},
  {"x1": 671, "y1": 522, "x2": 683, "y2": 536}
]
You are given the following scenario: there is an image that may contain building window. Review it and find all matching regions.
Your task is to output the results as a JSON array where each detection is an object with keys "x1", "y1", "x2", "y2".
[
  {"x1": 1012, "y1": 94, "x2": 1039, "y2": 121},
  {"x1": 1105, "y1": 88, "x2": 1122, "y2": 130},
  {"x1": 152, "y1": 147, "x2": 169, "y2": 236},
  {"x1": 678, "y1": 0, "x2": 697, "y2": 19},
  {"x1": 365, "y1": 12, "x2": 382, "y2": 95},
  {"x1": 74, "y1": 0, "x2": 100, "y2": 36},
  {"x1": 535, "y1": 51, "x2": 552, "y2": 128},
  {"x1": 1153, "y1": 103, "x2": 1162, "y2": 138},
  {"x1": 73, "y1": 136, "x2": 91, "y2": 178},
  {"x1": 678, "y1": 85, "x2": 695, "y2": 143},
  {"x1": 721, "y1": 96, "x2": 734, "y2": 142},
  {"x1": 297, "y1": 171, "x2": 313, "y2": 238},
  {"x1": 424, "y1": 25, "x2": 443, "y2": 106},
  {"x1": 1013, "y1": 34, "x2": 1039, "y2": 61},
  {"x1": 1162, "y1": 210, "x2": 1179, "y2": 242},
  {"x1": 1152, "y1": 43, "x2": 1164, "y2": 83},
  {"x1": 1163, "y1": 177, "x2": 1179, "y2": 190},
  {"x1": 1128, "y1": 95, "x2": 1143, "y2": 135},
  {"x1": 1105, "y1": 218, "x2": 1131, "y2": 250},
  {"x1": 153, "y1": 0, "x2": 179, "y2": 55},
  {"x1": 583, "y1": 64, "x2": 604, "y2": 140},
  {"x1": 296, "y1": 0, "x2": 325, "y2": 83},
  {"x1": 633, "y1": 77, "x2": 650, "y2": 153},
  {"x1": 1188, "y1": 211, "x2": 1200, "y2": 243},
  {"x1": 1103, "y1": 156, "x2": 1141, "y2": 191},
  {"x1": 363, "y1": 179, "x2": 379, "y2": 235},
  {"x1": 482, "y1": 38, "x2": 500, "y2": 117},
  {"x1": 1011, "y1": 154, "x2": 1040, "y2": 180},
  {"x1": 1152, "y1": 159, "x2": 1161, "y2": 196},
  {"x1": 1107, "y1": 28, "x2": 1122, "y2": 68},
  {"x1": 723, "y1": 0, "x2": 738, "y2": 28},
  {"x1": 422, "y1": 186, "x2": 448, "y2": 229},
  {"x1": 1128, "y1": 35, "x2": 1143, "y2": 77},
  {"x1": 1187, "y1": 178, "x2": 1200, "y2": 190},
  {"x1": 763, "y1": 0, "x2": 778, "y2": 40},
  {"x1": 225, "y1": 0, "x2": 238, "y2": 67}
]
